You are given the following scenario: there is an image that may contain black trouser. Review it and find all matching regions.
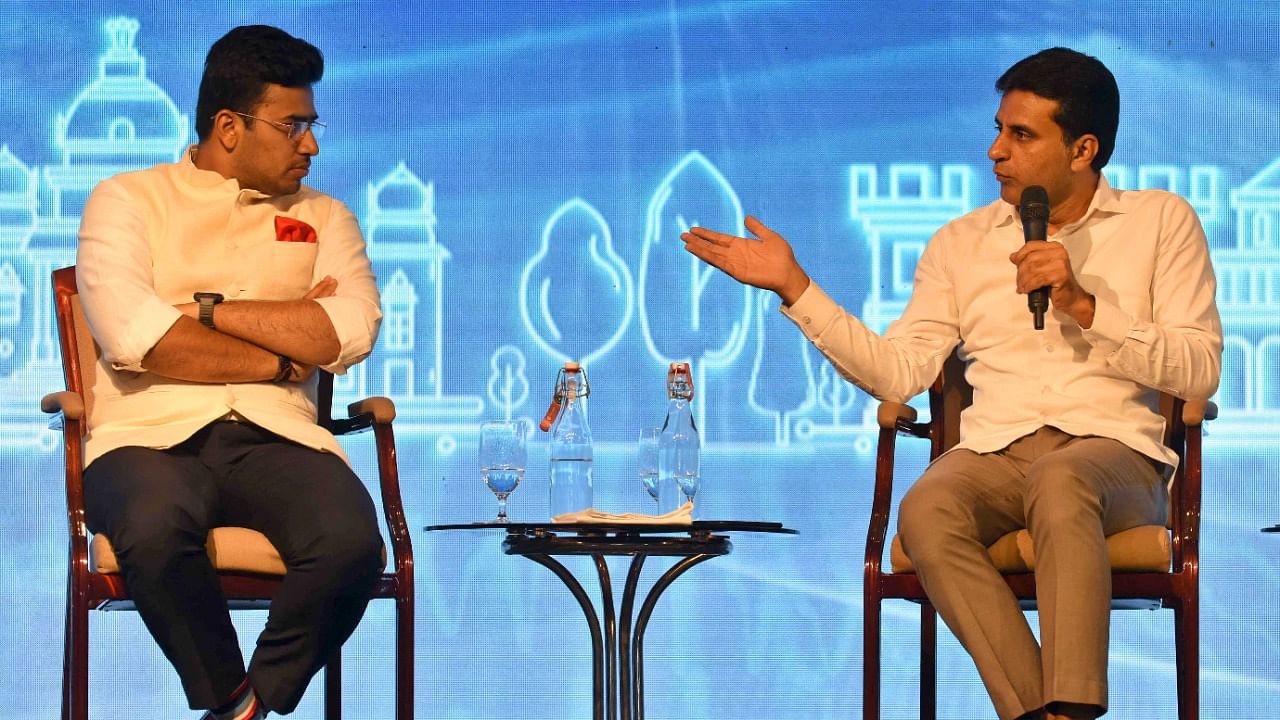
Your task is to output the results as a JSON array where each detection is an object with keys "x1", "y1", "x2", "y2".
[{"x1": 83, "y1": 421, "x2": 383, "y2": 714}]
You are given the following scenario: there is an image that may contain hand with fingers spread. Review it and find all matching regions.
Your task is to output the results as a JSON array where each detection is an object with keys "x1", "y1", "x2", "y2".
[
  {"x1": 681, "y1": 215, "x2": 812, "y2": 306},
  {"x1": 1008, "y1": 241, "x2": 1096, "y2": 328}
]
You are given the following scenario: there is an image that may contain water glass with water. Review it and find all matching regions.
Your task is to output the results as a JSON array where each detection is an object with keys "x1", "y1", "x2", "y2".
[
  {"x1": 479, "y1": 420, "x2": 527, "y2": 522},
  {"x1": 638, "y1": 427, "x2": 661, "y2": 505}
]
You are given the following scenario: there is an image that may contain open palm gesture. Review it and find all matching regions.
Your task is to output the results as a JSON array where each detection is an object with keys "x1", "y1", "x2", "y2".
[{"x1": 681, "y1": 215, "x2": 811, "y2": 306}]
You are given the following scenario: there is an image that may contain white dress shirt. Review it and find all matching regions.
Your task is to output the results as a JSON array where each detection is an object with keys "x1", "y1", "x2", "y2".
[
  {"x1": 76, "y1": 149, "x2": 382, "y2": 466},
  {"x1": 782, "y1": 176, "x2": 1222, "y2": 468}
]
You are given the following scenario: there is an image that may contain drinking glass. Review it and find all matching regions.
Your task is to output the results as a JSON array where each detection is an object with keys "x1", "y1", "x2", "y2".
[
  {"x1": 479, "y1": 420, "x2": 527, "y2": 522},
  {"x1": 637, "y1": 427, "x2": 661, "y2": 504}
]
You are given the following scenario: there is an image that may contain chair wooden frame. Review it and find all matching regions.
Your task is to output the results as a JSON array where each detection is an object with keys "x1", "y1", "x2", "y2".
[
  {"x1": 43, "y1": 266, "x2": 415, "y2": 720},
  {"x1": 862, "y1": 353, "x2": 1209, "y2": 720}
]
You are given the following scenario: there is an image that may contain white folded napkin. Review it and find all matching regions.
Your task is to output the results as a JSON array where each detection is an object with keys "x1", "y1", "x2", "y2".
[{"x1": 551, "y1": 499, "x2": 694, "y2": 525}]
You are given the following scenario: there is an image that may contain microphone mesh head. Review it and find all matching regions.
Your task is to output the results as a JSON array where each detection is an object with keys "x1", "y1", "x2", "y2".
[{"x1": 1019, "y1": 185, "x2": 1049, "y2": 221}]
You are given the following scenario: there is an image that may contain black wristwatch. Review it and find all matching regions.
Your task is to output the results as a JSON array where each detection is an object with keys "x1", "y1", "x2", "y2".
[
  {"x1": 193, "y1": 292, "x2": 224, "y2": 329},
  {"x1": 273, "y1": 354, "x2": 294, "y2": 383}
]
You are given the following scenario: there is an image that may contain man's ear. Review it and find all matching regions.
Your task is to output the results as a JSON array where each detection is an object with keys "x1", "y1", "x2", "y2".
[
  {"x1": 1071, "y1": 133, "x2": 1099, "y2": 172},
  {"x1": 210, "y1": 110, "x2": 241, "y2": 151}
]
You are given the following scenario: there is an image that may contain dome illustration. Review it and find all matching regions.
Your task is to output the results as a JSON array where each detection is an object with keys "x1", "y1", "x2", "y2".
[
  {"x1": 369, "y1": 162, "x2": 436, "y2": 217},
  {"x1": 54, "y1": 17, "x2": 187, "y2": 164}
]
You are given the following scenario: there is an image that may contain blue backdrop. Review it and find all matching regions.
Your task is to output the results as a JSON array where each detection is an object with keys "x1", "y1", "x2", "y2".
[{"x1": 1, "y1": 2, "x2": 1277, "y2": 718}]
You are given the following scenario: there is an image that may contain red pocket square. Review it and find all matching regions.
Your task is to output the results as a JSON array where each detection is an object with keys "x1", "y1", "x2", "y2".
[{"x1": 275, "y1": 216, "x2": 318, "y2": 243}]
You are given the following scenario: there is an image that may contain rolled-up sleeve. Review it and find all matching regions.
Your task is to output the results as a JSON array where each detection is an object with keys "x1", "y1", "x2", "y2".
[
  {"x1": 313, "y1": 200, "x2": 382, "y2": 374},
  {"x1": 76, "y1": 178, "x2": 183, "y2": 373}
]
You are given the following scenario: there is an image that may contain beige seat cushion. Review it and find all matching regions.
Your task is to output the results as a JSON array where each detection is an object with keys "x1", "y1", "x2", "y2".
[
  {"x1": 90, "y1": 527, "x2": 389, "y2": 576},
  {"x1": 91, "y1": 527, "x2": 287, "y2": 575},
  {"x1": 889, "y1": 525, "x2": 1171, "y2": 574}
]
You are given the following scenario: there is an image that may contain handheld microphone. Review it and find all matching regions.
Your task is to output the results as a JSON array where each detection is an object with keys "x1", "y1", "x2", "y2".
[{"x1": 1019, "y1": 185, "x2": 1050, "y2": 330}]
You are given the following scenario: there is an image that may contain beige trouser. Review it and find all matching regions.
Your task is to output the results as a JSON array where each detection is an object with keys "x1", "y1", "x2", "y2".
[{"x1": 896, "y1": 426, "x2": 1167, "y2": 720}]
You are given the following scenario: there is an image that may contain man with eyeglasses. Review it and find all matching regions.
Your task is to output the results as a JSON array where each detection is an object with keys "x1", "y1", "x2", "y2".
[{"x1": 75, "y1": 25, "x2": 382, "y2": 720}]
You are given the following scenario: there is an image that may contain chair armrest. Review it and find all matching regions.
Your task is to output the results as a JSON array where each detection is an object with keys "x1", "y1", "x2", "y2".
[
  {"x1": 1183, "y1": 399, "x2": 1217, "y2": 425},
  {"x1": 348, "y1": 396, "x2": 396, "y2": 424},
  {"x1": 327, "y1": 396, "x2": 397, "y2": 436},
  {"x1": 41, "y1": 391, "x2": 84, "y2": 420},
  {"x1": 876, "y1": 401, "x2": 917, "y2": 430}
]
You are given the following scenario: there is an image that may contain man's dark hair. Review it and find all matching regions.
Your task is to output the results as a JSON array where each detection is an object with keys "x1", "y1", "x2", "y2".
[
  {"x1": 195, "y1": 25, "x2": 324, "y2": 141},
  {"x1": 995, "y1": 47, "x2": 1119, "y2": 172}
]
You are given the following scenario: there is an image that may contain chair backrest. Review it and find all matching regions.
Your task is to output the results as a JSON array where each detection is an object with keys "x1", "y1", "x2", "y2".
[
  {"x1": 926, "y1": 352, "x2": 971, "y2": 459},
  {"x1": 52, "y1": 267, "x2": 98, "y2": 432}
]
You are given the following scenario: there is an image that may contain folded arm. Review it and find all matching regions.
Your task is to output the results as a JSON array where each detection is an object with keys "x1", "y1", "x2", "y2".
[
  {"x1": 140, "y1": 316, "x2": 302, "y2": 383},
  {"x1": 77, "y1": 179, "x2": 380, "y2": 385},
  {"x1": 175, "y1": 276, "x2": 340, "y2": 366}
]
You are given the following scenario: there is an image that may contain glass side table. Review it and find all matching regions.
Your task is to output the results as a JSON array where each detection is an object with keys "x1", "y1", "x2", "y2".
[{"x1": 426, "y1": 520, "x2": 796, "y2": 720}]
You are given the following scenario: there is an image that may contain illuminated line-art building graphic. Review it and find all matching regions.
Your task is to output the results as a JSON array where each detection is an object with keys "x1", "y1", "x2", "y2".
[
  {"x1": 0, "y1": 145, "x2": 37, "y2": 255},
  {"x1": 638, "y1": 151, "x2": 752, "y2": 440},
  {"x1": 46, "y1": 16, "x2": 188, "y2": 226},
  {"x1": 1104, "y1": 164, "x2": 1225, "y2": 231},
  {"x1": 799, "y1": 163, "x2": 974, "y2": 444},
  {"x1": 0, "y1": 18, "x2": 496, "y2": 450},
  {"x1": 0, "y1": 16, "x2": 187, "y2": 449},
  {"x1": 1222, "y1": 158, "x2": 1280, "y2": 427},
  {"x1": 518, "y1": 197, "x2": 634, "y2": 369},
  {"x1": 0, "y1": 146, "x2": 36, "y2": 366},
  {"x1": 361, "y1": 162, "x2": 483, "y2": 428},
  {"x1": 1107, "y1": 162, "x2": 1278, "y2": 431},
  {"x1": 0, "y1": 13, "x2": 1272, "y2": 458},
  {"x1": 851, "y1": 163, "x2": 975, "y2": 333}
]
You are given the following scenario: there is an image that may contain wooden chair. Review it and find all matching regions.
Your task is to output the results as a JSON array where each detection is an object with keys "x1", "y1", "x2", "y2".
[
  {"x1": 42, "y1": 266, "x2": 414, "y2": 720},
  {"x1": 862, "y1": 352, "x2": 1211, "y2": 720}
]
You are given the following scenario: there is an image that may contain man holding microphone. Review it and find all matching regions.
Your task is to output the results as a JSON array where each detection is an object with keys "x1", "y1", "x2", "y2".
[{"x1": 682, "y1": 47, "x2": 1221, "y2": 720}]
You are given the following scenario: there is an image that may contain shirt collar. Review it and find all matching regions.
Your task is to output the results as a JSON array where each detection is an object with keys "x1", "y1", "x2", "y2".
[
  {"x1": 995, "y1": 173, "x2": 1127, "y2": 233},
  {"x1": 179, "y1": 145, "x2": 271, "y2": 201}
]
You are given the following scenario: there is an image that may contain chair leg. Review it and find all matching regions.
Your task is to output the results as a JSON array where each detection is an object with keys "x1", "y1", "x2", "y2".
[
  {"x1": 62, "y1": 583, "x2": 72, "y2": 720},
  {"x1": 324, "y1": 649, "x2": 342, "y2": 720},
  {"x1": 863, "y1": 587, "x2": 881, "y2": 720},
  {"x1": 920, "y1": 603, "x2": 937, "y2": 720},
  {"x1": 66, "y1": 577, "x2": 89, "y2": 720},
  {"x1": 1174, "y1": 599, "x2": 1199, "y2": 720},
  {"x1": 397, "y1": 593, "x2": 414, "y2": 720}
]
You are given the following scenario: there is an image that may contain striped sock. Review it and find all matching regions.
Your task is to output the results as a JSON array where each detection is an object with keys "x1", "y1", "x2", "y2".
[{"x1": 208, "y1": 677, "x2": 262, "y2": 720}]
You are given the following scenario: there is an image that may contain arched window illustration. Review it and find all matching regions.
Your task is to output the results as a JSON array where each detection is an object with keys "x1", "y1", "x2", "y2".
[
  {"x1": 1256, "y1": 337, "x2": 1280, "y2": 411},
  {"x1": 1217, "y1": 337, "x2": 1252, "y2": 412},
  {"x1": 108, "y1": 117, "x2": 137, "y2": 142}
]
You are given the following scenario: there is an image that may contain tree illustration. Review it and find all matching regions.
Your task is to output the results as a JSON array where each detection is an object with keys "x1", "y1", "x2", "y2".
[
  {"x1": 747, "y1": 291, "x2": 816, "y2": 446},
  {"x1": 486, "y1": 345, "x2": 530, "y2": 420},
  {"x1": 637, "y1": 152, "x2": 753, "y2": 440},
  {"x1": 518, "y1": 198, "x2": 633, "y2": 367}
]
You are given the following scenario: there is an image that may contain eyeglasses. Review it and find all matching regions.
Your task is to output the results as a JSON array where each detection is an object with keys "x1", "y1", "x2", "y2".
[{"x1": 230, "y1": 111, "x2": 327, "y2": 141}]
